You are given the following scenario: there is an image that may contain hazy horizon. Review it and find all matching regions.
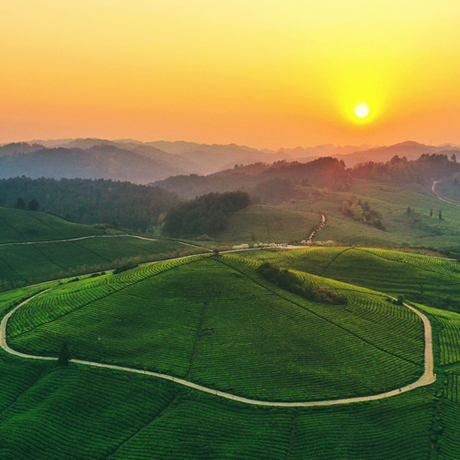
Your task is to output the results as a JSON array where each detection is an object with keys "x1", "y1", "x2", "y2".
[
  {"x1": 2, "y1": 1, "x2": 460, "y2": 149},
  {"x1": 1, "y1": 137, "x2": 459, "y2": 154}
]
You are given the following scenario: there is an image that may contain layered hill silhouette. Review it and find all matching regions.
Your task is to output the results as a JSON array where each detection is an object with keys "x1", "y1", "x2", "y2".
[{"x1": 1, "y1": 138, "x2": 459, "y2": 183}]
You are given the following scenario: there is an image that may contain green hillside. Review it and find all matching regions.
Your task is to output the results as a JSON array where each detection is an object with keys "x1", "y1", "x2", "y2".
[
  {"x1": 213, "y1": 179, "x2": 460, "y2": 253},
  {"x1": 243, "y1": 247, "x2": 460, "y2": 310},
  {"x1": 7, "y1": 254, "x2": 424, "y2": 402},
  {"x1": 0, "y1": 207, "x2": 197, "y2": 289},
  {"x1": 1, "y1": 270, "x2": 460, "y2": 459},
  {"x1": 0, "y1": 206, "x2": 106, "y2": 243},
  {"x1": 216, "y1": 205, "x2": 320, "y2": 243}
]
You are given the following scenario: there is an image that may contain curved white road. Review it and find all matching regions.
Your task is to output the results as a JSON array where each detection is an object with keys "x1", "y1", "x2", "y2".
[
  {"x1": 0, "y1": 286, "x2": 435, "y2": 407},
  {"x1": 432, "y1": 180, "x2": 460, "y2": 207}
]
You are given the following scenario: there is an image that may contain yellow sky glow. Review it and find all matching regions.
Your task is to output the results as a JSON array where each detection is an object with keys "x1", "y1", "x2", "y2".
[{"x1": 1, "y1": 0, "x2": 460, "y2": 148}]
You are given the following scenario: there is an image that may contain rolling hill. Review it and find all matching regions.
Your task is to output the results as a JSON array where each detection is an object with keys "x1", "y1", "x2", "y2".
[
  {"x1": 0, "y1": 206, "x2": 198, "y2": 289},
  {"x1": 7, "y1": 254, "x2": 424, "y2": 401},
  {"x1": 1, "y1": 244, "x2": 460, "y2": 458}
]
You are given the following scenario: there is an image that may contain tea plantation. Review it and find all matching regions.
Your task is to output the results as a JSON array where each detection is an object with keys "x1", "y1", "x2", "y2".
[
  {"x1": 1, "y1": 247, "x2": 460, "y2": 457},
  {"x1": 243, "y1": 247, "x2": 460, "y2": 310},
  {"x1": 7, "y1": 254, "x2": 425, "y2": 402},
  {"x1": 0, "y1": 206, "x2": 195, "y2": 289}
]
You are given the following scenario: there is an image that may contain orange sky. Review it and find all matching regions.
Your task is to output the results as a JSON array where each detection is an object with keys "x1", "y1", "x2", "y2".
[{"x1": 2, "y1": 1, "x2": 460, "y2": 149}]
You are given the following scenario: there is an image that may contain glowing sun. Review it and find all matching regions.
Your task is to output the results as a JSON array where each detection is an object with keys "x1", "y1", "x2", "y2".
[{"x1": 355, "y1": 104, "x2": 369, "y2": 118}]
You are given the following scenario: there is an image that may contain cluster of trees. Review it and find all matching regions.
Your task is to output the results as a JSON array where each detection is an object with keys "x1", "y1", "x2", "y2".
[
  {"x1": 163, "y1": 191, "x2": 250, "y2": 238},
  {"x1": 15, "y1": 197, "x2": 39, "y2": 211},
  {"x1": 352, "y1": 153, "x2": 460, "y2": 184},
  {"x1": 256, "y1": 262, "x2": 347, "y2": 305},
  {"x1": 341, "y1": 195, "x2": 385, "y2": 230},
  {"x1": 0, "y1": 177, "x2": 180, "y2": 231}
]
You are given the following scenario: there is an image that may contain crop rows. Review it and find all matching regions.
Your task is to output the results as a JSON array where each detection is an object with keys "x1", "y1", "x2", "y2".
[
  {"x1": 361, "y1": 248, "x2": 460, "y2": 280},
  {"x1": 221, "y1": 255, "x2": 424, "y2": 366},
  {"x1": 8, "y1": 257, "x2": 203, "y2": 339},
  {"x1": 291, "y1": 389, "x2": 433, "y2": 460},
  {"x1": 0, "y1": 355, "x2": 436, "y2": 460},
  {"x1": 445, "y1": 373, "x2": 460, "y2": 403},
  {"x1": 0, "y1": 366, "x2": 178, "y2": 460},
  {"x1": 429, "y1": 310, "x2": 460, "y2": 366},
  {"x1": 438, "y1": 399, "x2": 460, "y2": 460},
  {"x1": 0, "y1": 235, "x2": 189, "y2": 287},
  {"x1": 8, "y1": 254, "x2": 425, "y2": 402},
  {"x1": 0, "y1": 207, "x2": 103, "y2": 243}
]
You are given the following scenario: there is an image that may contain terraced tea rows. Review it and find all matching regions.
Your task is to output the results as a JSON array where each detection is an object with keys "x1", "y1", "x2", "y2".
[
  {"x1": 2, "y1": 246, "x2": 459, "y2": 459},
  {"x1": 0, "y1": 236, "x2": 190, "y2": 288},
  {"x1": 8, "y1": 256, "x2": 203, "y2": 340},
  {"x1": 8, "y1": 254, "x2": 425, "y2": 401},
  {"x1": 417, "y1": 305, "x2": 460, "y2": 367},
  {"x1": 438, "y1": 400, "x2": 460, "y2": 460},
  {"x1": 221, "y1": 254, "x2": 424, "y2": 366},
  {"x1": 243, "y1": 247, "x2": 460, "y2": 309},
  {"x1": 445, "y1": 374, "x2": 460, "y2": 403},
  {"x1": 0, "y1": 352, "x2": 438, "y2": 460},
  {"x1": 0, "y1": 206, "x2": 104, "y2": 243},
  {"x1": 437, "y1": 316, "x2": 460, "y2": 366}
]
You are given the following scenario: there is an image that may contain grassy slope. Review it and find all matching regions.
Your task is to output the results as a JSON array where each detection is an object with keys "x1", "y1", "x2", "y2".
[
  {"x1": 2, "y1": 255, "x2": 460, "y2": 457},
  {"x1": 222, "y1": 179, "x2": 460, "y2": 251},
  {"x1": 0, "y1": 207, "x2": 193, "y2": 288},
  {"x1": 8, "y1": 255, "x2": 424, "y2": 401},
  {"x1": 0, "y1": 207, "x2": 105, "y2": 243},
  {"x1": 0, "y1": 280, "x2": 445, "y2": 460},
  {"x1": 243, "y1": 247, "x2": 460, "y2": 310},
  {"x1": 218, "y1": 205, "x2": 320, "y2": 243},
  {"x1": 437, "y1": 178, "x2": 460, "y2": 203}
]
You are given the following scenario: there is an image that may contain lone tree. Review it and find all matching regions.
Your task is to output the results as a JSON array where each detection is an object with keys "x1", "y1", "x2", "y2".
[
  {"x1": 430, "y1": 208, "x2": 433, "y2": 217},
  {"x1": 15, "y1": 197, "x2": 26, "y2": 210},
  {"x1": 28, "y1": 199, "x2": 39, "y2": 211},
  {"x1": 58, "y1": 342, "x2": 71, "y2": 366},
  {"x1": 439, "y1": 210, "x2": 443, "y2": 220},
  {"x1": 406, "y1": 206, "x2": 411, "y2": 215}
]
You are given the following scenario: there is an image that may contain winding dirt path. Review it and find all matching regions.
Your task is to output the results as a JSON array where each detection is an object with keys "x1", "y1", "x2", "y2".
[
  {"x1": 306, "y1": 213, "x2": 327, "y2": 243},
  {"x1": 0, "y1": 282, "x2": 435, "y2": 407},
  {"x1": 432, "y1": 180, "x2": 460, "y2": 207}
]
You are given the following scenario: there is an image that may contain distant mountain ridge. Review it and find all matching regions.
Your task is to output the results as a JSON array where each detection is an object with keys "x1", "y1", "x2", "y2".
[
  {"x1": 337, "y1": 141, "x2": 460, "y2": 166},
  {"x1": 1, "y1": 138, "x2": 459, "y2": 183}
]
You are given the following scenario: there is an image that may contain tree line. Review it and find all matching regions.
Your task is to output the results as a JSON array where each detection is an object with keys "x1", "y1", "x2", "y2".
[
  {"x1": 0, "y1": 177, "x2": 180, "y2": 231},
  {"x1": 163, "y1": 191, "x2": 250, "y2": 238}
]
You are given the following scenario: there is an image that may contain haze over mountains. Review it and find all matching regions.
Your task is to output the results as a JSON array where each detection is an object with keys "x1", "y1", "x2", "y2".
[{"x1": 0, "y1": 138, "x2": 459, "y2": 184}]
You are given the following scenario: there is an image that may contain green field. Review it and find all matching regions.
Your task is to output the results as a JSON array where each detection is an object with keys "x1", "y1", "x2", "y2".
[
  {"x1": 1, "y1": 264, "x2": 459, "y2": 459},
  {"x1": 243, "y1": 247, "x2": 460, "y2": 311},
  {"x1": 2, "y1": 213, "x2": 460, "y2": 457},
  {"x1": 217, "y1": 204, "x2": 320, "y2": 243},
  {"x1": 0, "y1": 206, "x2": 106, "y2": 243},
  {"x1": 0, "y1": 207, "x2": 200, "y2": 289},
  {"x1": 7, "y1": 254, "x2": 424, "y2": 402},
  {"x1": 217, "y1": 179, "x2": 460, "y2": 253}
]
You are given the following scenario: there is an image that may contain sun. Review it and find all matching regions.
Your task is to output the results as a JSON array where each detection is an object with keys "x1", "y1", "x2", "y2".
[{"x1": 355, "y1": 104, "x2": 369, "y2": 118}]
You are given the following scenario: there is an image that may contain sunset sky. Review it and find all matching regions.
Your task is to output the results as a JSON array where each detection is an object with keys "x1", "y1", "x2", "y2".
[{"x1": 2, "y1": 0, "x2": 460, "y2": 149}]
